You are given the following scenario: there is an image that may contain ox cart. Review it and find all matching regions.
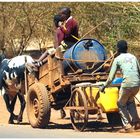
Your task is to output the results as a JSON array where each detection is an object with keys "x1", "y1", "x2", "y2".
[{"x1": 25, "y1": 39, "x2": 122, "y2": 131}]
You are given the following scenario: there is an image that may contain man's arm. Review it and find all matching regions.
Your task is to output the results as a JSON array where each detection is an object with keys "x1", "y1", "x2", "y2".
[
  {"x1": 60, "y1": 21, "x2": 72, "y2": 35},
  {"x1": 136, "y1": 58, "x2": 140, "y2": 75},
  {"x1": 104, "y1": 59, "x2": 118, "y2": 87},
  {"x1": 37, "y1": 50, "x2": 48, "y2": 62},
  {"x1": 60, "y1": 18, "x2": 77, "y2": 36}
]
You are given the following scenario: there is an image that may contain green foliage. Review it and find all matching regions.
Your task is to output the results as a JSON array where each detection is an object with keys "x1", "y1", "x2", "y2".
[{"x1": 0, "y1": 2, "x2": 139, "y2": 57}]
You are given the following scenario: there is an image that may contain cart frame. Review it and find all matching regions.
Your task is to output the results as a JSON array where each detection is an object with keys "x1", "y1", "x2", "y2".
[{"x1": 25, "y1": 49, "x2": 122, "y2": 131}]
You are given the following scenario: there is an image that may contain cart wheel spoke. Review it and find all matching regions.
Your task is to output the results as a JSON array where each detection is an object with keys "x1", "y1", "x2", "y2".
[{"x1": 70, "y1": 88, "x2": 88, "y2": 131}]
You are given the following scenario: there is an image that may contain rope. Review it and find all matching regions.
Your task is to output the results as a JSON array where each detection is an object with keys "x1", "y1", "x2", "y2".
[
  {"x1": 65, "y1": 59, "x2": 76, "y2": 73},
  {"x1": 55, "y1": 55, "x2": 105, "y2": 63},
  {"x1": 55, "y1": 52, "x2": 117, "y2": 73},
  {"x1": 91, "y1": 52, "x2": 117, "y2": 75},
  {"x1": 70, "y1": 19, "x2": 107, "y2": 46},
  {"x1": 86, "y1": 62, "x2": 96, "y2": 70},
  {"x1": 135, "y1": 96, "x2": 140, "y2": 104},
  {"x1": 71, "y1": 35, "x2": 80, "y2": 41}
]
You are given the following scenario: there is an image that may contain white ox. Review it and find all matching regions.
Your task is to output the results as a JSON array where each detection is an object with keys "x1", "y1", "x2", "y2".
[{"x1": 0, "y1": 55, "x2": 34, "y2": 124}]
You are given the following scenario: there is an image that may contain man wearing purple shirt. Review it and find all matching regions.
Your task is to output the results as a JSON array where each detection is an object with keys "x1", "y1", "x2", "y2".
[
  {"x1": 58, "y1": 7, "x2": 79, "y2": 49},
  {"x1": 35, "y1": 8, "x2": 79, "y2": 66}
]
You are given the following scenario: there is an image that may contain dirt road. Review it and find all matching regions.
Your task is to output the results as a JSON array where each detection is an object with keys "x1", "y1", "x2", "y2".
[{"x1": 0, "y1": 95, "x2": 140, "y2": 138}]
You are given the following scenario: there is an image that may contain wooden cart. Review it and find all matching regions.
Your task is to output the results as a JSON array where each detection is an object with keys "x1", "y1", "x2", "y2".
[{"x1": 25, "y1": 50, "x2": 122, "y2": 131}]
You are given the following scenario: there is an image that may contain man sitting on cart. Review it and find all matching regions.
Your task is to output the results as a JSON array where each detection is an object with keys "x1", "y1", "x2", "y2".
[
  {"x1": 34, "y1": 7, "x2": 79, "y2": 119},
  {"x1": 34, "y1": 7, "x2": 79, "y2": 67}
]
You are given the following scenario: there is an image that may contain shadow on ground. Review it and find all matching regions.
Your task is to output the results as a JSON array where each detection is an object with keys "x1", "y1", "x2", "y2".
[
  {"x1": 47, "y1": 119, "x2": 122, "y2": 132},
  {"x1": 10, "y1": 116, "x2": 122, "y2": 132}
]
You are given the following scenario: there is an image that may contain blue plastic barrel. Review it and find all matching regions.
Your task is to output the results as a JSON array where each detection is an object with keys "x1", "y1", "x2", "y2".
[{"x1": 63, "y1": 38, "x2": 107, "y2": 73}]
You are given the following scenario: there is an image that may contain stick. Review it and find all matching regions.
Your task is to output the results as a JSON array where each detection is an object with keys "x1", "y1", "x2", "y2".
[
  {"x1": 91, "y1": 52, "x2": 117, "y2": 75},
  {"x1": 71, "y1": 19, "x2": 107, "y2": 42},
  {"x1": 135, "y1": 96, "x2": 140, "y2": 104},
  {"x1": 24, "y1": 56, "x2": 28, "y2": 95},
  {"x1": 81, "y1": 19, "x2": 107, "y2": 39}
]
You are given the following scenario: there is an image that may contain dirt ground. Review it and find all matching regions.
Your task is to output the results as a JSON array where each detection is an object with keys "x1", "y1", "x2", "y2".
[
  {"x1": 0, "y1": 94, "x2": 71, "y2": 125},
  {"x1": 0, "y1": 93, "x2": 140, "y2": 137}
]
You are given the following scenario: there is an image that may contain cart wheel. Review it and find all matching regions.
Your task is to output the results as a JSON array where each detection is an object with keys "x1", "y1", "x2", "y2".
[
  {"x1": 27, "y1": 83, "x2": 51, "y2": 128},
  {"x1": 70, "y1": 88, "x2": 88, "y2": 131},
  {"x1": 106, "y1": 112, "x2": 123, "y2": 127}
]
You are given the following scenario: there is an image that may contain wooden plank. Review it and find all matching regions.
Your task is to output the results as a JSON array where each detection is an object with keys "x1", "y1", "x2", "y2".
[
  {"x1": 39, "y1": 62, "x2": 49, "y2": 78},
  {"x1": 38, "y1": 74, "x2": 49, "y2": 87},
  {"x1": 27, "y1": 74, "x2": 36, "y2": 86},
  {"x1": 65, "y1": 106, "x2": 98, "y2": 110}
]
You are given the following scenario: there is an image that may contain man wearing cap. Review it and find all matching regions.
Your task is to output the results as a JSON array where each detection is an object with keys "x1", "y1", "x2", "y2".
[{"x1": 100, "y1": 40, "x2": 140, "y2": 133}]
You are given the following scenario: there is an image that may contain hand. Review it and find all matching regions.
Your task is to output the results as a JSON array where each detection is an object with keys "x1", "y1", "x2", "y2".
[
  {"x1": 58, "y1": 21, "x2": 63, "y2": 27},
  {"x1": 99, "y1": 85, "x2": 106, "y2": 93},
  {"x1": 61, "y1": 41, "x2": 68, "y2": 49},
  {"x1": 33, "y1": 61, "x2": 43, "y2": 67},
  {"x1": 58, "y1": 21, "x2": 66, "y2": 31}
]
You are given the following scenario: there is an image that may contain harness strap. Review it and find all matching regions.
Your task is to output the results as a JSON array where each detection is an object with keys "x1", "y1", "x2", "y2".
[{"x1": 65, "y1": 59, "x2": 76, "y2": 73}]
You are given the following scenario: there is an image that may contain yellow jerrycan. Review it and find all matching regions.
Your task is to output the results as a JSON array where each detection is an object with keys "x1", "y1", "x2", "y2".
[{"x1": 86, "y1": 87, "x2": 119, "y2": 113}]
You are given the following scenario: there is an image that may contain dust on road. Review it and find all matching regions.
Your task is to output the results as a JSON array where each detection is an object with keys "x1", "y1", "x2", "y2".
[{"x1": 0, "y1": 95, "x2": 140, "y2": 138}]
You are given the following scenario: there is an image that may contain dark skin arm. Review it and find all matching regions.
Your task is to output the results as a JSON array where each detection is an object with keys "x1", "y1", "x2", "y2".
[{"x1": 37, "y1": 50, "x2": 48, "y2": 62}]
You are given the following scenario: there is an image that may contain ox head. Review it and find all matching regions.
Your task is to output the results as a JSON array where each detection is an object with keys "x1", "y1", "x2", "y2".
[
  {"x1": 3, "y1": 70, "x2": 12, "y2": 85},
  {"x1": 3, "y1": 69, "x2": 18, "y2": 86},
  {"x1": 10, "y1": 69, "x2": 18, "y2": 79}
]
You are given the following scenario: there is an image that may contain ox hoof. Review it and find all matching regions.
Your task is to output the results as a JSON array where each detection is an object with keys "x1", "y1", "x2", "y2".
[
  {"x1": 60, "y1": 110, "x2": 66, "y2": 119},
  {"x1": 17, "y1": 117, "x2": 22, "y2": 124},
  {"x1": 13, "y1": 114, "x2": 18, "y2": 120},
  {"x1": 8, "y1": 120, "x2": 14, "y2": 124}
]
